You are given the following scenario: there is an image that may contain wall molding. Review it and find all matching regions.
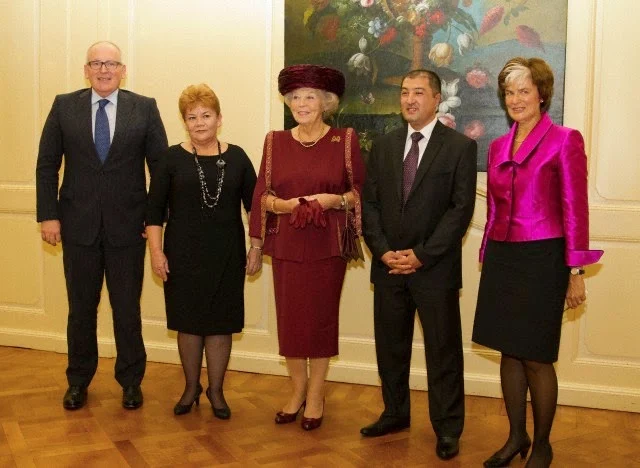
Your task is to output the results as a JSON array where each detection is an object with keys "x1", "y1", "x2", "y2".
[{"x1": 2, "y1": 329, "x2": 638, "y2": 413}]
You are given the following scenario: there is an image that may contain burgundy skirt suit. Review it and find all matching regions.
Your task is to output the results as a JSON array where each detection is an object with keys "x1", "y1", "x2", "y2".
[{"x1": 249, "y1": 128, "x2": 365, "y2": 357}]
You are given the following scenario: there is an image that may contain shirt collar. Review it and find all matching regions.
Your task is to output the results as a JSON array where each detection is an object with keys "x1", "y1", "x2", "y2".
[
  {"x1": 91, "y1": 89, "x2": 119, "y2": 105},
  {"x1": 406, "y1": 116, "x2": 437, "y2": 143}
]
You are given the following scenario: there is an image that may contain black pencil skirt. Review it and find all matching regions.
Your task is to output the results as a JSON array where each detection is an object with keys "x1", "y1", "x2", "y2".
[{"x1": 472, "y1": 238, "x2": 570, "y2": 363}]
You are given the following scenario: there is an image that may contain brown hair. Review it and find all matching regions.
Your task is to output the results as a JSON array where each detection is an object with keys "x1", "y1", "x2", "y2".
[
  {"x1": 178, "y1": 83, "x2": 221, "y2": 119},
  {"x1": 498, "y1": 57, "x2": 554, "y2": 113},
  {"x1": 401, "y1": 69, "x2": 442, "y2": 95}
]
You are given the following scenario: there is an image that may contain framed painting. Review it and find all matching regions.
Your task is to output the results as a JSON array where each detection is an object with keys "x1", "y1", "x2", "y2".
[{"x1": 284, "y1": 0, "x2": 569, "y2": 170}]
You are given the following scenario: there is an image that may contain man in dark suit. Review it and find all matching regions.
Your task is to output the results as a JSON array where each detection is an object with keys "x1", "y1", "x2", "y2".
[
  {"x1": 36, "y1": 41, "x2": 168, "y2": 410},
  {"x1": 360, "y1": 70, "x2": 477, "y2": 460}
]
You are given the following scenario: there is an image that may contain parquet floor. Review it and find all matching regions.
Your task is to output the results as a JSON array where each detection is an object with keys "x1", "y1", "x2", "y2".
[{"x1": 1, "y1": 347, "x2": 639, "y2": 467}]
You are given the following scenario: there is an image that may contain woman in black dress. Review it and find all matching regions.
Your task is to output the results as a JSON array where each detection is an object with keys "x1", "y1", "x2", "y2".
[{"x1": 146, "y1": 84, "x2": 261, "y2": 418}]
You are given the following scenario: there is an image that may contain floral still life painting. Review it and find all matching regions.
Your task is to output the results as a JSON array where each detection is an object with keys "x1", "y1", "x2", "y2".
[{"x1": 284, "y1": 0, "x2": 568, "y2": 170}]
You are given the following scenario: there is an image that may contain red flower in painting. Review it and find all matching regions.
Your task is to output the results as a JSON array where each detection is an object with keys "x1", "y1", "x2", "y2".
[
  {"x1": 429, "y1": 10, "x2": 446, "y2": 26},
  {"x1": 318, "y1": 15, "x2": 339, "y2": 41},
  {"x1": 379, "y1": 27, "x2": 398, "y2": 46},
  {"x1": 464, "y1": 120, "x2": 486, "y2": 140},
  {"x1": 479, "y1": 6, "x2": 504, "y2": 35},
  {"x1": 466, "y1": 68, "x2": 489, "y2": 89},
  {"x1": 516, "y1": 25, "x2": 545, "y2": 51},
  {"x1": 415, "y1": 21, "x2": 428, "y2": 38}
]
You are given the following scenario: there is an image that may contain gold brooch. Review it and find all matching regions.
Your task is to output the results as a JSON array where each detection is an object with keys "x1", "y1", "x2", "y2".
[{"x1": 331, "y1": 136, "x2": 341, "y2": 143}]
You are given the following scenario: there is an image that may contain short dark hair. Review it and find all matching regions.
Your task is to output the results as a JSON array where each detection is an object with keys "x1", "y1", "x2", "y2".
[
  {"x1": 498, "y1": 57, "x2": 554, "y2": 113},
  {"x1": 401, "y1": 69, "x2": 441, "y2": 95}
]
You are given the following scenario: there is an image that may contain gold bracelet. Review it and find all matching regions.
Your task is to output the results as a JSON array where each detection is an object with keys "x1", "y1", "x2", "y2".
[{"x1": 270, "y1": 197, "x2": 279, "y2": 214}]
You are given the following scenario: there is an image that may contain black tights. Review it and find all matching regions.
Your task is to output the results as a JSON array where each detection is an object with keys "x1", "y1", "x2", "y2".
[
  {"x1": 177, "y1": 332, "x2": 232, "y2": 409},
  {"x1": 496, "y1": 354, "x2": 556, "y2": 467}
]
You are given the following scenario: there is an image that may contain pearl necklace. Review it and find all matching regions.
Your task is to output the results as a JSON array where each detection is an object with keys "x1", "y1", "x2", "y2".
[
  {"x1": 296, "y1": 126, "x2": 327, "y2": 148},
  {"x1": 192, "y1": 140, "x2": 225, "y2": 213}
]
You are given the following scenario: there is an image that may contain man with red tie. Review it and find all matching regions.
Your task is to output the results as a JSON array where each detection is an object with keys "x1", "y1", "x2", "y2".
[{"x1": 361, "y1": 69, "x2": 477, "y2": 460}]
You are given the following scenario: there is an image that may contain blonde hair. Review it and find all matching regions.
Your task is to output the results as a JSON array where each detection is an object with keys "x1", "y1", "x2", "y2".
[
  {"x1": 178, "y1": 83, "x2": 221, "y2": 119},
  {"x1": 283, "y1": 88, "x2": 340, "y2": 118}
]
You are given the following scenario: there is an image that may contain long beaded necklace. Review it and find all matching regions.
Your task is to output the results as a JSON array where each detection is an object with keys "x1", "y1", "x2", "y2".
[{"x1": 192, "y1": 140, "x2": 225, "y2": 212}]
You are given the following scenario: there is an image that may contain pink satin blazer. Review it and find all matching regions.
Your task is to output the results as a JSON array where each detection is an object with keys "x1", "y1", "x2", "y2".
[{"x1": 480, "y1": 113, "x2": 603, "y2": 267}]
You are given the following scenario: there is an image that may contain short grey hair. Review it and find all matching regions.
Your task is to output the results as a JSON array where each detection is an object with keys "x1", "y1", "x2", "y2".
[{"x1": 86, "y1": 41, "x2": 122, "y2": 63}]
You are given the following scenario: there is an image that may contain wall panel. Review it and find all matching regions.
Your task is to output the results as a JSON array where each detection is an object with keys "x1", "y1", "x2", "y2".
[{"x1": 1, "y1": 0, "x2": 639, "y2": 413}]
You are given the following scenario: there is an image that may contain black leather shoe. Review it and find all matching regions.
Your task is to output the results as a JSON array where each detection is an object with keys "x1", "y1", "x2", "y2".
[
  {"x1": 63, "y1": 385, "x2": 87, "y2": 410},
  {"x1": 436, "y1": 436, "x2": 460, "y2": 460},
  {"x1": 122, "y1": 386, "x2": 143, "y2": 409},
  {"x1": 360, "y1": 417, "x2": 410, "y2": 437}
]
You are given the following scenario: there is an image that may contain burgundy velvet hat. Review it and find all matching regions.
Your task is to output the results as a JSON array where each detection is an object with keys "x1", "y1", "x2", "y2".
[{"x1": 278, "y1": 64, "x2": 345, "y2": 97}]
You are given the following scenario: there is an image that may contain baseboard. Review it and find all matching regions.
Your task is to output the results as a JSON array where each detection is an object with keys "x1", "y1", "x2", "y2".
[{"x1": 2, "y1": 329, "x2": 639, "y2": 413}]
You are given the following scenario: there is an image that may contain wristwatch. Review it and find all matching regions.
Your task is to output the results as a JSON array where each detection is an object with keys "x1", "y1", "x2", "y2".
[{"x1": 570, "y1": 267, "x2": 585, "y2": 276}]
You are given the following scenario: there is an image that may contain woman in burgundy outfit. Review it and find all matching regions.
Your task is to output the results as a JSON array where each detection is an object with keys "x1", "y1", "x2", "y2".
[{"x1": 249, "y1": 65, "x2": 365, "y2": 431}]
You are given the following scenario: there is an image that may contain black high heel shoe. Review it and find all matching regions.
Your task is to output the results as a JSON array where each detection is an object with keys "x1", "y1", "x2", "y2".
[
  {"x1": 206, "y1": 388, "x2": 231, "y2": 420},
  {"x1": 173, "y1": 383, "x2": 203, "y2": 415},
  {"x1": 484, "y1": 435, "x2": 532, "y2": 467}
]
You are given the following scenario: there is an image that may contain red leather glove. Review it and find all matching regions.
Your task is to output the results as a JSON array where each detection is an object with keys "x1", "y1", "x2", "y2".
[
  {"x1": 289, "y1": 198, "x2": 311, "y2": 229},
  {"x1": 308, "y1": 199, "x2": 327, "y2": 228}
]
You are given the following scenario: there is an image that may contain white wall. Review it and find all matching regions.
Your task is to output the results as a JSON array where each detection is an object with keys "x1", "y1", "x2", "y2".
[{"x1": 0, "y1": 0, "x2": 638, "y2": 412}]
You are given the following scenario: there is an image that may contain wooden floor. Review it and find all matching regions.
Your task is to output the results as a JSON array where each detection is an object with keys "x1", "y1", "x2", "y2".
[{"x1": 1, "y1": 347, "x2": 639, "y2": 467}]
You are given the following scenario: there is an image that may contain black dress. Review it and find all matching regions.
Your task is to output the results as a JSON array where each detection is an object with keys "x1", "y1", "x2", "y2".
[{"x1": 146, "y1": 144, "x2": 257, "y2": 335}]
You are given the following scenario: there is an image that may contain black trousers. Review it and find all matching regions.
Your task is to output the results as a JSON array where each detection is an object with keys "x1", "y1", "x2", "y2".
[
  {"x1": 62, "y1": 232, "x2": 146, "y2": 388},
  {"x1": 373, "y1": 280, "x2": 465, "y2": 438}
]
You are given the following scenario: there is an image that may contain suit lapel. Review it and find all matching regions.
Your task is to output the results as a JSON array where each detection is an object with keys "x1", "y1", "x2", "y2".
[
  {"x1": 392, "y1": 127, "x2": 407, "y2": 202},
  {"x1": 107, "y1": 90, "x2": 134, "y2": 165},
  {"x1": 406, "y1": 120, "x2": 445, "y2": 201},
  {"x1": 511, "y1": 113, "x2": 553, "y2": 165},
  {"x1": 77, "y1": 89, "x2": 102, "y2": 168}
]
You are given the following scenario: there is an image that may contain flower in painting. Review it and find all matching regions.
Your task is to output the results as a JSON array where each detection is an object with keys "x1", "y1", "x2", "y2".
[
  {"x1": 415, "y1": 21, "x2": 428, "y2": 38},
  {"x1": 438, "y1": 79, "x2": 461, "y2": 114},
  {"x1": 348, "y1": 46, "x2": 372, "y2": 76},
  {"x1": 429, "y1": 42, "x2": 453, "y2": 67},
  {"x1": 358, "y1": 36, "x2": 367, "y2": 52},
  {"x1": 414, "y1": 1, "x2": 432, "y2": 16},
  {"x1": 379, "y1": 27, "x2": 398, "y2": 45},
  {"x1": 317, "y1": 15, "x2": 340, "y2": 41},
  {"x1": 429, "y1": 9, "x2": 446, "y2": 26},
  {"x1": 311, "y1": 0, "x2": 330, "y2": 11},
  {"x1": 466, "y1": 67, "x2": 489, "y2": 89},
  {"x1": 361, "y1": 92, "x2": 375, "y2": 104},
  {"x1": 368, "y1": 17, "x2": 387, "y2": 38},
  {"x1": 360, "y1": 0, "x2": 374, "y2": 6},
  {"x1": 516, "y1": 25, "x2": 545, "y2": 51},
  {"x1": 464, "y1": 120, "x2": 486, "y2": 140},
  {"x1": 457, "y1": 32, "x2": 474, "y2": 55},
  {"x1": 437, "y1": 113, "x2": 457, "y2": 129}
]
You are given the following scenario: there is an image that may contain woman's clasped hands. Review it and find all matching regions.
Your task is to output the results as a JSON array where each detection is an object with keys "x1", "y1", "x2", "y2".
[{"x1": 289, "y1": 198, "x2": 326, "y2": 229}]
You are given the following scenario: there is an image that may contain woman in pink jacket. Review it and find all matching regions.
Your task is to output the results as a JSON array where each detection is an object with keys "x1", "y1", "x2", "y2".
[{"x1": 472, "y1": 57, "x2": 603, "y2": 468}]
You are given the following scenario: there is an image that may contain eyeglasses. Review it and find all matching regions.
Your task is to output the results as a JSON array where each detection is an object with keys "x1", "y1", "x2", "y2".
[{"x1": 86, "y1": 60, "x2": 122, "y2": 71}]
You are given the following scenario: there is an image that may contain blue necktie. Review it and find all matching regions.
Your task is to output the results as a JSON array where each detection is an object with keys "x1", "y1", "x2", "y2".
[{"x1": 95, "y1": 99, "x2": 111, "y2": 163}]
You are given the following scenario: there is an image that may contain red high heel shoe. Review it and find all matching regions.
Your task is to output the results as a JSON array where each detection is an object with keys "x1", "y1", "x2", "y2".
[
  {"x1": 275, "y1": 401, "x2": 306, "y2": 424},
  {"x1": 301, "y1": 399, "x2": 324, "y2": 431}
]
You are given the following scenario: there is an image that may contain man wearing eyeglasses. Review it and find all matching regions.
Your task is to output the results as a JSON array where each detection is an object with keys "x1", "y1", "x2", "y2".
[{"x1": 36, "y1": 41, "x2": 168, "y2": 411}]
